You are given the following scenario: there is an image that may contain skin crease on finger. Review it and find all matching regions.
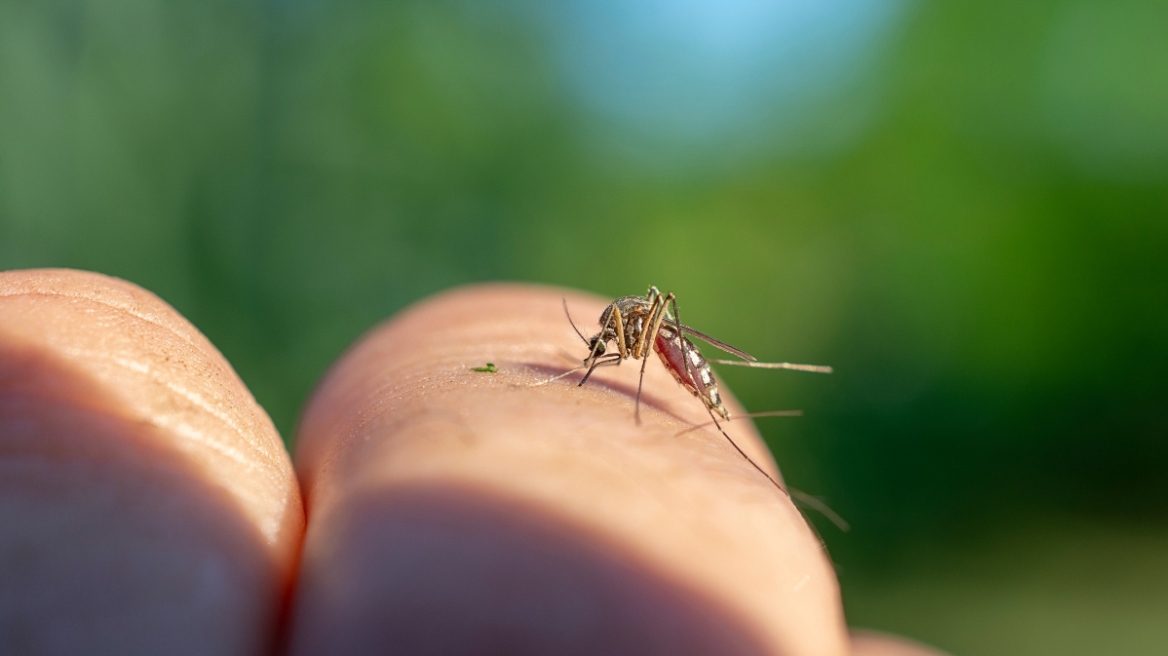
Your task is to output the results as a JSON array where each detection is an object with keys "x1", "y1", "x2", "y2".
[
  {"x1": 0, "y1": 269, "x2": 303, "y2": 656},
  {"x1": 291, "y1": 283, "x2": 851, "y2": 656}
]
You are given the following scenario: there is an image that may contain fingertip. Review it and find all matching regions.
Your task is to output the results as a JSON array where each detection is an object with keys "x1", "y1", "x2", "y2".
[{"x1": 0, "y1": 268, "x2": 303, "y2": 654}]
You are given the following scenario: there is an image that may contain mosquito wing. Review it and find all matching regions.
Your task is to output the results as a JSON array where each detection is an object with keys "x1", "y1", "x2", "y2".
[
  {"x1": 675, "y1": 321, "x2": 832, "y2": 374},
  {"x1": 675, "y1": 323, "x2": 757, "y2": 362}
]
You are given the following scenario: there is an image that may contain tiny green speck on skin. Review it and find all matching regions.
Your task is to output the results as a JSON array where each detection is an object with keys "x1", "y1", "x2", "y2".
[{"x1": 471, "y1": 363, "x2": 497, "y2": 373}]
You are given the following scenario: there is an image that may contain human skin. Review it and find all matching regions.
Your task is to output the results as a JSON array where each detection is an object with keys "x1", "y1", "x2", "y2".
[{"x1": 0, "y1": 269, "x2": 945, "y2": 656}]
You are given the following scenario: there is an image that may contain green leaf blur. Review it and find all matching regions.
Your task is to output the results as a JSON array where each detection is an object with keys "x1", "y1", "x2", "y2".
[{"x1": 2, "y1": 1, "x2": 1166, "y2": 653}]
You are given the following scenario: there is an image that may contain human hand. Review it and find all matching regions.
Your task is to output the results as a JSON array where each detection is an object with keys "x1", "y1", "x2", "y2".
[{"x1": 0, "y1": 269, "x2": 943, "y2": 655}]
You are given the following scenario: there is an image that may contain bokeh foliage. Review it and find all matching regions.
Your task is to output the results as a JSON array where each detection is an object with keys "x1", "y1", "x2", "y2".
[{"x1": 2, "y1": 0, "x2": 1166, "y2": 653}]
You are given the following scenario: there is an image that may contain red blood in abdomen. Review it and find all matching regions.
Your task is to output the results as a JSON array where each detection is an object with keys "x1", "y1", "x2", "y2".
[{"x1": 655, "y1": 332, "x2": 699, "y2": 391}]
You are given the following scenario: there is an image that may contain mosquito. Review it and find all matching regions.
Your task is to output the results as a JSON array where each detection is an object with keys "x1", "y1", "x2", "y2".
[{"x1": 540, "y1": 286, "x2": 835, "y2": 514}]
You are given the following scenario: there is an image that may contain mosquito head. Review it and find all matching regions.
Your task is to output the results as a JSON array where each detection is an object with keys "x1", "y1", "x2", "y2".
[{"x1": 587, "y1": 334, "x2": 606, "y2": 357}]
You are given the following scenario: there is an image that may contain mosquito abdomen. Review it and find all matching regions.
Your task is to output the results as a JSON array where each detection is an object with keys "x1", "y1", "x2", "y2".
[{"x1": 654, "y1": 328, "x2": 731, "y2": 421}]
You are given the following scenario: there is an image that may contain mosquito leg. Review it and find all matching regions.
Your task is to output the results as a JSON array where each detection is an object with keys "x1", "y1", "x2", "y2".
[
  {"x1": 518, "y1": 365, "x2": 587, "y2": 388},
  {"x1": 633, "y1": 292, "x2": 674, "y2": 422},
  {"x1": 631, "y1": 293, "x2": 662, "y2": 359},
  {"x1": 788, "y1": 489, "x2": 850, "y2": 532},
  {"x1": 580, "y1": 310, "x2": 613, "y2": 369},
  {"x1": 686, "y1": 408, "x2": 849, "y2": 531},
  {"x1": 709, "y1": 359, "x2": 833, "y2": 374},
  {"x1": 645, "y1": 292, "x2": 674, "y2": 359},
  {"x1": 706, "y1": 407, "x2": 789, "y2": 497},
  {"x1": 578, "y1": 353, "x2": 622, "y2": 386},
  {"x1": 663, "y1": 293, "x2": 700, "y2": 412},
  {"x1": 634, "y1": 355, "x2": 651, "y2": 425},
  {"x1": 633, "y1": 290, "x2": 671, "y2": 362},
  {"x1": 673, "y1": 409, "x2": 805, "y2": 435},
  {"x1": 668, "y1": 295, "x2": 791, "y2": 496},
  {"x1": 521, "y1": 353, "x2": 621, "y2": 389},
  {"x1": 611, "y1": 305, "x2": 628, "y2": 360}
]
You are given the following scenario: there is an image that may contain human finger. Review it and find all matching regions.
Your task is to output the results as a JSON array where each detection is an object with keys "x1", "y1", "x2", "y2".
[
  {"x1": 0, "y1": 269, "x2": 303, "y2": 655},
  {"x1": 288, "y1": 284, "x2": 848, "y2": 655}
]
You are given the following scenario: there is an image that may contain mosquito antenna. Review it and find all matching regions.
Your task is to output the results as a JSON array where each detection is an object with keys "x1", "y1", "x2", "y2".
[
  {"x1": 562, "y1": 298, "x2": 589, "y2": 346},
  {"x1": 710, "y1": 359, "x2": 833, "y2": 374}
]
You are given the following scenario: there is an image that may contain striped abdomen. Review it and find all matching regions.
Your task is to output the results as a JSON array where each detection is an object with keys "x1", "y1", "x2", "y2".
[{"x1": 654, "y1": 326, "x2": 730, "y2": 420}]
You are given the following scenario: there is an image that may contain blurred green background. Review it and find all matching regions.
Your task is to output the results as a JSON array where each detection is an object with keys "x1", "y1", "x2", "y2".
[{"x1": 2, "y1": 0, "x2": 1166, "y2": 653}]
